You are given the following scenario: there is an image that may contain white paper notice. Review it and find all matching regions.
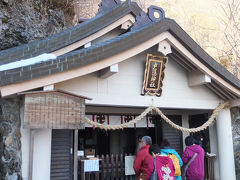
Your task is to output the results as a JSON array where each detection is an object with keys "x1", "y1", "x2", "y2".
[
  {"x1": 84, "y1": 159, "x2": 99, "y2": 172},
  {"x1": 125, "y1": 156, "x2": 136, "y2": 175},
  {"x1": 77, "y1": 150, "x2": 84, "y2": 156}
]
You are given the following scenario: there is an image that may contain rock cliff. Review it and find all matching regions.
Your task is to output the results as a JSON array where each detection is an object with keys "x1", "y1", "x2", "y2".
[{"x1": 0, "y1": 0, "x2": 74, "y2": 51}]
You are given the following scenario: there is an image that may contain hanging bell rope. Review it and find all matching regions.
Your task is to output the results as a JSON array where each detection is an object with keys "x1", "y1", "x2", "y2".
[{"x1": 84, "y1": 101, "x2": 230, "y2": 132}]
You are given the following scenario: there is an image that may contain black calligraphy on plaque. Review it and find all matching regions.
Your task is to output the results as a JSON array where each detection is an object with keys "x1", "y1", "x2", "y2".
[
  {"x1": 141, "y1": 54, "x2": 168, "y2": 97},
  {"x1": 96, "y1": 115, "x2": 105, "y2": 124},
  {"x1": 124, "y1": 115, "x2": 133, "y2": 123}
]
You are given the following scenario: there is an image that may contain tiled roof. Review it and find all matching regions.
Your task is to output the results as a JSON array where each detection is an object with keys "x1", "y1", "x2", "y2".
[
  {"x1": 0, "y1": 2, "x2": 239, "y2": 93},
  {"x1": 0, "y1": 1, "x2": 142, "y2": 66}
]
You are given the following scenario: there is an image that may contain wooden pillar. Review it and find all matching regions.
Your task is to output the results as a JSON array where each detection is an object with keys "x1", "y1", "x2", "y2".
[
  {"x1": 209, "y1": 124, "x2": 220, "y2": 179},
  {"x1": 216, "y1": 108, "x2": 236, "y2": 180},
  {"x1": 74, "y1": 129, "x2": 79, "y2": 180},
  {"x1": 181, "y1": 113, "x2": 189, "y2": 150},
  {"x1": 80, "y1": 160, "x2": 85, "y2": 180}
]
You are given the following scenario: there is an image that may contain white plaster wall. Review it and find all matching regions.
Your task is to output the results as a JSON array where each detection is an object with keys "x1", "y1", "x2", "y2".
[
  {"x1": 32, "y1": 129, "x2": 52, "y2": 180},
  {"x1": 21, "y1": 129, "x2": 52, "y2": 180},
  {"x1": 55, "y1": 51, "x2": 220, "y2": 109}
]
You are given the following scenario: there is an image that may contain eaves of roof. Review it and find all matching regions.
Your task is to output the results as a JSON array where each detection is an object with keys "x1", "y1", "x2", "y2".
[
  {"x1": 0, "y1": 18, "x2": 240, "y2": 92},
  {"x1": 0, "y1": 1, "x2": 142, "y2": 66},
  {"x1": 18, "y1": 89, "x2": 92, "y2": 100}
]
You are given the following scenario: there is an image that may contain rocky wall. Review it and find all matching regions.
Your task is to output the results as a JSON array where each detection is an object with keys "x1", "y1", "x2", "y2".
[
  {"x1": 0, "y1": 97, "x2": 22, "y2": 180},
  {"x1": 231, "y1": 107, "x2": 240, "y2": 180},
  {"x1": 0, "y1": 0, "x2": 73, "y2": 51}
]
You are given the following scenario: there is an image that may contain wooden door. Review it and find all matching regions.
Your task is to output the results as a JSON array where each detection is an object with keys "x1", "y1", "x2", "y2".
[
  {"x1": 50, "y1": 129, "x2": 73, "y2": 180},
  {"x1": 162, "y1": 115, "x2": 183, "y2": 155},
  {"x1": 155, "y1": 115, "x2": 183, "y2": 155}
]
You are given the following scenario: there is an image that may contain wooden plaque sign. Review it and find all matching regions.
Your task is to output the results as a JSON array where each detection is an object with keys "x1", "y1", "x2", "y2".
[
  {"x1": 141, "y1": 54, "x2": 168, "y2": 96},
  {"x1": 22, "y1": 90, "x2": 89, "y2": 129}
]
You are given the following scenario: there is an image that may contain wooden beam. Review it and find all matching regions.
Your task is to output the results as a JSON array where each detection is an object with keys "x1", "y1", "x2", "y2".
[
  {"x1": 188, "y1": 71, "x2": 211, "y2": 87},
  {"x1": 73, "y1": 129, "x2": 79, "y2": 180},
  {"x1": 99, "y1": 64, "x2": 118, "y2": 79},
  {"x1": 212, "y1": 81, "x2": 236, "y2": 99},
  {"x1": 121, "y1": 19, "x2": 135, "y2": 30},
  {"x1": 172, "y1": 49, "x2": 197, "y2": 70},
  {"x1": 205, "y1": 84, "x2": 228, "y2": 100},
  {"x1": 168, "y1": 54, "x2": 192, "y2": 72}
]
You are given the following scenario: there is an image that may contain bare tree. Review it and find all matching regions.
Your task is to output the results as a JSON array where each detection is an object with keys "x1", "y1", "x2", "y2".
[{"x1": 218, "y1": 0, "x2": 240, "y2": 77}]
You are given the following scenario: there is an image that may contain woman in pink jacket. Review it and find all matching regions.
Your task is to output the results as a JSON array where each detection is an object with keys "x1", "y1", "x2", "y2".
[
  {"x1": 146, "y1": 144, "x2": 175, "y2": 180},
  {"x1": 182, "y1": 136, "x2": 205, "y2": 180}
]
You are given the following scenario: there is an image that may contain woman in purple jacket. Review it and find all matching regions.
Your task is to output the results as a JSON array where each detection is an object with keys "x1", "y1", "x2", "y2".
[{"x1": 182, "y1": 136, "x2": 205, "y2": 180}]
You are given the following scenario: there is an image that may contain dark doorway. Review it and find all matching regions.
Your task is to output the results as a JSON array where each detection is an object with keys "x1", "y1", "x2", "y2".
[
  {"x1": 189, "y1": 113, "x2": 210, "y2": 152},
  {"x1": 50, "y1": 129, "x2": 73, "y2": 180},
  {"x1": 78, "y1": 127, "x2": 156, "y2": 156},
  {"x1": 78, "y1": 128, "x2": 110, "y2": 156},
  {"x1": 96, "y1": 130, "x2": 110, "y2": 155}
]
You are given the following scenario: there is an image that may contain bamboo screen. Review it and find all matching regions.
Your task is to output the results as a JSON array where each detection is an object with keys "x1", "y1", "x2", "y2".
[{"x1": 23, "y1": 91, "x2": 85, "y2": 129}]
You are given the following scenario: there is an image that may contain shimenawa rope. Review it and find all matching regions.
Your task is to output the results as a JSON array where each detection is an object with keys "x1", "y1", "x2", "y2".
[{"x1": 84, "y1": 101, "x2": 230, "y2": 132}]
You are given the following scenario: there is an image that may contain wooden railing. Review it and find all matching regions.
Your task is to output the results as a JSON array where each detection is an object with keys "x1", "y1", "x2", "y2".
[
  {"x1": 205, "y1": 154, "x2": 216, "y2": 180},
  {"x1": 79, "y1": 154, "x2": 216, "y2": 180},
  {"x1": 79, "y1": 154, "x2": 137, "y2": 180}
]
